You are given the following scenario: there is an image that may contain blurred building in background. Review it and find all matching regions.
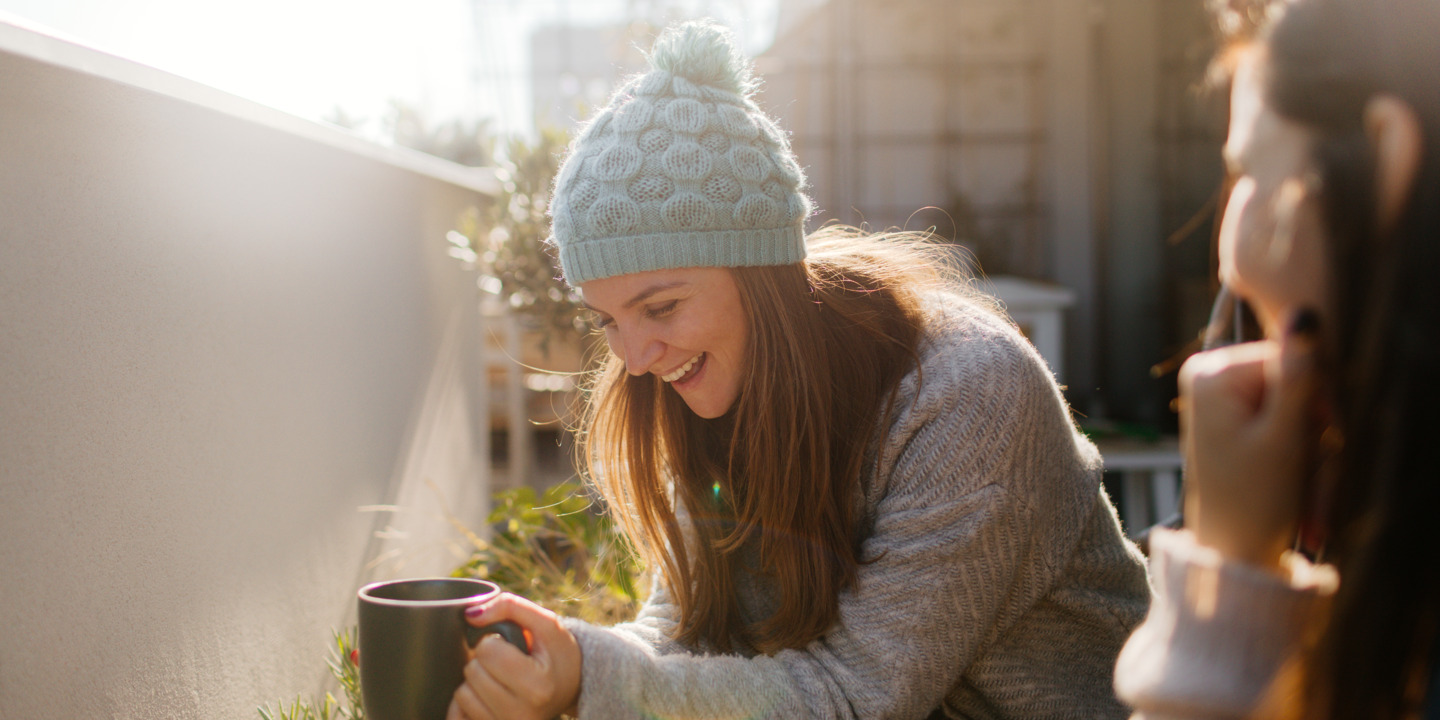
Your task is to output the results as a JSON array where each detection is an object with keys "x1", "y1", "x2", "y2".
[
  {"x1": 527, "y1": 0, "x2": 1224, "y2": 427},
  {"x1": 530, "y1": 23, "x2": 641, "y2": 133}
]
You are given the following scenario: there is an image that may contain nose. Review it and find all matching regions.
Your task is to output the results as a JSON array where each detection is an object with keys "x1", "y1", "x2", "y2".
[{"x1": 613, "y1": 327, "x2": 665, "y2": 377}]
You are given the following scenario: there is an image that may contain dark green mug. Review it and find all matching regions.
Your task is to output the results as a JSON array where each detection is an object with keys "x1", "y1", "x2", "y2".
[{"x1": 357, "y1": 577, "x2": 528, "y2": 720}]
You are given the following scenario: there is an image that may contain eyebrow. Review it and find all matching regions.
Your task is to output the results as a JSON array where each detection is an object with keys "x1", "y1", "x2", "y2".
[
  {"x1": 582, "y1": 281, "x2": 687, "y2": 313},
  {"x1": 624, "y1": 281, "x2": 686, "y2": 308}
]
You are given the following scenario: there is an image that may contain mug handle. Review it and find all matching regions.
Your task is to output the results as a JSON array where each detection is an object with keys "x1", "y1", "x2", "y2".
[{"x1": 466, "y1": 621, "x2": 529, "y2": 655}]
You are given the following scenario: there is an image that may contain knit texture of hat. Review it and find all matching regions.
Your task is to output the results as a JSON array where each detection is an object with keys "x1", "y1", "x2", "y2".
[{"x1": 547, "y1": 21, "x2": 812, "y2": 286}]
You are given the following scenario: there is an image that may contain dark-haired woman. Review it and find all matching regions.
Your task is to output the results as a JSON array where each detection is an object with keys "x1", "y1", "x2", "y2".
[
  {"x1": 1114, "y1": 0, "x2": 1440, "y2": 717},
  {"x1": 449, "y1": 21, "x2": 1150, "y2": 720}
]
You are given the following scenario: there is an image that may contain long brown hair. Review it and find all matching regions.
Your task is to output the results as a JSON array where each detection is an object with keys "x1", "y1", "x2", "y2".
[
  {"x1": 578, "y1": 226, "x2": 961, "y2": 653},
  {"x1": 1215, "y1": 0, "x2": 1440, "y2": 716}
]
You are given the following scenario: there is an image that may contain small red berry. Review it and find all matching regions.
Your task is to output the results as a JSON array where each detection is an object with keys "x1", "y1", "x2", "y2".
[{"x1": 349, "y1": 649, "x2": 360, "y2": 666}]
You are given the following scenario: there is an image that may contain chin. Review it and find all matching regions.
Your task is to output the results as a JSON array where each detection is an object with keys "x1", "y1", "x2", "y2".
[
  {"x1": 686, "y1": 403, "x2": 727, "y2": 420},
  {"x1": 680, "y1": 393, "x2": 736, "y2": 420}
]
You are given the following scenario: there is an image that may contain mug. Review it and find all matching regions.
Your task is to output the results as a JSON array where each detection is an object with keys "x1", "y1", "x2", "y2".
[{"x1": 357, "y1": 577, "x2": 528, "y2": 720}]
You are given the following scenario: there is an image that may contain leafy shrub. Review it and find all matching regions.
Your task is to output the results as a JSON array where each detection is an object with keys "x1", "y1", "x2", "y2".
[
  {"x1": 452, "y1": 480, "x2": 647, "y2": 626},
  {"x1": 257, "y1": 628, "x2": 362, "y2": 720},
  {"x1": 259, "y1": 482, "x2": 644, "y2": 719}
]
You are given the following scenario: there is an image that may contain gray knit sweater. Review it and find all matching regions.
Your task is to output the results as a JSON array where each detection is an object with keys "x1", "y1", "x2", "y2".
[{"x1": 562, "y1": 293, "x2": 1151, "y2": 719}]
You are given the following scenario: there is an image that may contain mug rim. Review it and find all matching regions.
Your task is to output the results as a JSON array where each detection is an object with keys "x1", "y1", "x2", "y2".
[{"x1": 357, "y1": 577, "x2": 499, "y2": 607}]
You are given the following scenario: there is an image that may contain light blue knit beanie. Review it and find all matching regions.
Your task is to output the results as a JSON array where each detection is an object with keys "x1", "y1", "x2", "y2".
[{"x1": 547, "y1": 20, "x2": 812, "y2": 286}]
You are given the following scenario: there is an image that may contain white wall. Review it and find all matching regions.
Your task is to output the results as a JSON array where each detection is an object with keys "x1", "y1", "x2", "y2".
[{"x1": 0, "y1": 20, "x2": 497, "y2": 719}]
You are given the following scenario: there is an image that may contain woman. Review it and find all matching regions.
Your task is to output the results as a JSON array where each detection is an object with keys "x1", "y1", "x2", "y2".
[
  {"x1": 1114, "y1": 0, "x2": 1440, "y2": 717},
  {"x1": 452, "y1": 21, "x2": 1150, "y2": 720}
]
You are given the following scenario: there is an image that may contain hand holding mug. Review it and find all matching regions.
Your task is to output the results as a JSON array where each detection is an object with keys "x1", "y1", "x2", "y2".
[
  {"x1": 357, "y1": 578, "x2": 529, "y2": 720},
  {"x1": 449, "y1": 592, "x2": 582, "y2": 720}
]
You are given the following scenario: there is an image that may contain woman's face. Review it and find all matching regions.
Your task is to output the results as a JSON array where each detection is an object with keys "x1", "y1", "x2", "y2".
[
  {"x1": 1219, "y1": 47, "x2": 1331, "y2": 335},
  {"x1": 581, "y1": 267, "x2": 748, "y2": 419}
]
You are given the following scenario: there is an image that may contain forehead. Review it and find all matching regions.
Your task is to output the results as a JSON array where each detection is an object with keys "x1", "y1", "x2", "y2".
[
  {"x1": 578, "y1": 266, "x2": 732, "y2": 311},
  {"x1": 1224, "y1": 47, "x2": 1313, "y2": 174},
  {"x1": 1225, "y1": 49, "x2": 1267, "y2": 164}
]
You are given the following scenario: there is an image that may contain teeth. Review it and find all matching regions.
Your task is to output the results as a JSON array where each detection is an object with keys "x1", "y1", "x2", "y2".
[{"x1": 660, "y1": 353, "x2": 702, "y2": 383}]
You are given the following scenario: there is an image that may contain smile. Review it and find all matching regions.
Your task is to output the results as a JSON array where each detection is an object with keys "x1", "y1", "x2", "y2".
[{"x1": 660, "y1": 353, "x2": 704, "y2": 383}]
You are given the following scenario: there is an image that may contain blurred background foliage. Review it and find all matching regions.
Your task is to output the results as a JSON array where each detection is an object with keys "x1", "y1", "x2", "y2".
[
  {"x1": 450, "y1": 127, "x2": 588, "y2": 355},
  {"x1": 325, "y1": 99, "x2": 496, "y2": 168},
  {"x1": 259, "y1": 479, "x2": 645, "y2": 719},
  {"x1": 453, "y1": 480, "x2": 648, "y2": 626}
]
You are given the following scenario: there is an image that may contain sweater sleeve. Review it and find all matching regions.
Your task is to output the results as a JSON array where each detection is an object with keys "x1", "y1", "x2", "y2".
[
  {"x1": 560, "y1": 308, "x2": 1108, "y2": 720},
  {"x1": 1113, "y1": 529, "x2": 1337, "y2": 719}
]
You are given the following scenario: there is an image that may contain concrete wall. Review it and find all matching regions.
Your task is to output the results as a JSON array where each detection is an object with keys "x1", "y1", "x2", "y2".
[{"x1": 0, "y1": 19, "x2": 497, "y2": 719}]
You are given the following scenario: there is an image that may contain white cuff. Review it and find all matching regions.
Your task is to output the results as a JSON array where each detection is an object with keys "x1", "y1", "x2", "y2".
[{"x1": 1114, "y1": 529, "x2": 1336, "y2": 718}]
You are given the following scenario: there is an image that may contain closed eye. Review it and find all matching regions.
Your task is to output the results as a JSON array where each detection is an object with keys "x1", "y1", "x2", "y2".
[{"x1": 643, "y1": 299, "x2": 679, "y2": 320}]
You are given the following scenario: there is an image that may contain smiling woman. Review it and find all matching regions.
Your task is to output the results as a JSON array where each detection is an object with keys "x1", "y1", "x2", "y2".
[
  {"x1": 443, "y1": 20, "x2": 1151, "y2": 720},
  {"x1": 581, "y1": 267, "x2": 748, "y2": 419}
]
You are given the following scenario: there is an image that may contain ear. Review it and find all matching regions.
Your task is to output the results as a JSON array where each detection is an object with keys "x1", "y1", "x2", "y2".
[{"x1": 1364, "y1": 94, "x2": 1424, "y2": 234}]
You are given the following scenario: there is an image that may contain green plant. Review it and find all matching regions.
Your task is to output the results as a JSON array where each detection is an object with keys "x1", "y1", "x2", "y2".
[
  {"x1": 322, "y1": 100, "x2": 496, "y2": 168},
  {"x1": 453, "y1": 480, "x2": 647, "y2": 626},
  {"x1": 259, "y1": 481, "x2": 644, "y2": 718},
  {"x1": 449, "y1": 128, "x2": 587, "y2": 356},
  {"x1": 384, "y1": 100, "x2": 496, "y2": 168},
  {"x1": 257, "y1": 628, "x2": 363, "y2": 720}
]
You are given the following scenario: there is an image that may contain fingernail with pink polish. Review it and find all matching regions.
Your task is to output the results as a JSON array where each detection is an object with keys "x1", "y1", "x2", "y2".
[{"x1": 465, "y1": 604, "x2": 485, "y2": 619}]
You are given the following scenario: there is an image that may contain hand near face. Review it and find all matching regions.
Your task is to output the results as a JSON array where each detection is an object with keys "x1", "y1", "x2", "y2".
[
  {"x1": 449, "y1": 593, "x2": 582, "y2": 720},
  {"x1": 1178, "y1": 318, "x2": 1323, "y2": 569}
]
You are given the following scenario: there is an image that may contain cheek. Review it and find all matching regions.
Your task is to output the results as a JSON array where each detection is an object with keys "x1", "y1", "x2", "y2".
[
  {"x1": 1278, "y1": 194, "x2": 1329, "y2": 310},
  {"x1": 1218, "y1": 177, "x2": 1329, "y2": 328},
  {"x1": 690, "y1": 300, "x2": 746, "y2": 358},
  {"x1": 602, "y1": 328, "x2": 624, "y2": 360},
  {"x1": 1218, "y1": 177, "x2": 1260, "y2": 290},
  {"x1": 714, "y1": 316, "x2": 750, "y2": 372}
]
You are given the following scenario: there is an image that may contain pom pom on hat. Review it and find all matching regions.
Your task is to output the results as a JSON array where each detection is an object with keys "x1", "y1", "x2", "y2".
[
  {"x1": 547, "y1": 19, "x2": 812, "y2": 286},
  {"x1": 646, "y1": 21, "x2": 755, "y2": 96}
]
